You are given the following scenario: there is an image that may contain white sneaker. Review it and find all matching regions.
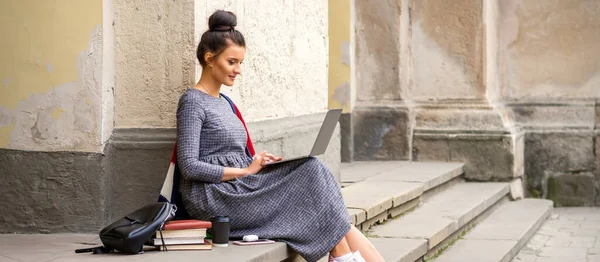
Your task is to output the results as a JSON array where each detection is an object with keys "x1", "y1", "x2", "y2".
[{"x1": 333, "y1": 251, "x2": 366, "y2": 262}]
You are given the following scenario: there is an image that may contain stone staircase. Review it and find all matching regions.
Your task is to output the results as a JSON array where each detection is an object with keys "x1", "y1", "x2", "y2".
[
  {"x1": 346, "y1": 162, "x2": 553, "y2": 262},
  {"x1": 3, "y1": 161, "x2": 552, "y2": 262}
]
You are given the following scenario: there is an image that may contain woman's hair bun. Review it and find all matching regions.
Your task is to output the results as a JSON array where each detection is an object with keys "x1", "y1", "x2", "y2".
[
  {"x1": 196, "y1": 10, "x2": 245, "y2": 67},
  {"x1": 208, "y1": 10, "x2": 237, "y2": 31}
]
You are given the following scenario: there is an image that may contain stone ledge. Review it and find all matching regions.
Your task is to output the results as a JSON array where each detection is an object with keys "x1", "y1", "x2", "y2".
[
  {"x1": 0, "y1": 234, "x2": 291, "y2": 262},
  {"x1": 413, "y1": 130, "x2": 510, "y2": 139},
  {"x1": 245, "y1": 112, "x2": 326, "y2": 142},
  {"x1": 502, "y1": 102, "x2": 596, "y2": 130},
  {"x1": 110, "y1": 112, "x2": 331, "y2": 150}
]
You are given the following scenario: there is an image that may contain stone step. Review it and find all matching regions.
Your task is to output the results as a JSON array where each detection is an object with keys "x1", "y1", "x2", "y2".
[
  {"x1": 340, "y1": 161, "x2": 410, "y2": 186},
  {"x1": 341, "y1": 162, "x2": 464, "y2": 227},
  {"x1": 368, "y1": 238, "x2": 427, "y2": 262},
  {"x1": 367, "y1": 182, "x2": 510, "y2": 262},
  {"x1": 432, "y1": 199, "x2": 553, "y2": 262}
]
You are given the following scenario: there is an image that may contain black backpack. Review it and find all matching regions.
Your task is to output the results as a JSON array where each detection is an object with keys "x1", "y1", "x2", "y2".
[{"x1": 76, "y1": 202, "x2": 177, "y2": 254}]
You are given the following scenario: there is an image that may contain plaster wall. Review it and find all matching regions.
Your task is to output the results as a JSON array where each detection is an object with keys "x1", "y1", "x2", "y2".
[
  {"x1": 410, "y1": 0, "x2": 485, "y2": 101},
  {"x1": 498, "y1": 0, "x2": 600, "y2": 101},
  {"x1": 354, "y1": 0, "x2": 402, "y2": 102},
  {"x1": 0, "y1": 0, "x2": 108, "y2": 152},
  {"x1": 113, "y1": 0, "x2": 196, "y2": 128},
  {"x1": 193, "y1": 0, "x2": 329, "y2": 122}
]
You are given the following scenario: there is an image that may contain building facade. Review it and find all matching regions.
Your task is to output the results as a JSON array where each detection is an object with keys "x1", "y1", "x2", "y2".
[{"x1": 0, "y1": 0, "x2": 598, "y2": 233}]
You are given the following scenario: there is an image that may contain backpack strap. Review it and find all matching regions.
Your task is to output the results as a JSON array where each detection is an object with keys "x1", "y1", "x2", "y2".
[{"x1": 74, "y1": 246, "x2": 112, "y2": 254}]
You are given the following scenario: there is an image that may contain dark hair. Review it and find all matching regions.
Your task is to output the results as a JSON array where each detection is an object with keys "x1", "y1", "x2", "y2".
[{"x1": 196, "y1": 10, "x2": 246, "y2": 67}]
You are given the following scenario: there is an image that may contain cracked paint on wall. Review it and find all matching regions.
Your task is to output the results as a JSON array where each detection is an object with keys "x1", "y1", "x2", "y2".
[
  {"x1": 0, "y1": 0, "x2": 103, "y2": 151},
  {"x1": 328, "y1": 0, "x2": 352, "y2": 113}
]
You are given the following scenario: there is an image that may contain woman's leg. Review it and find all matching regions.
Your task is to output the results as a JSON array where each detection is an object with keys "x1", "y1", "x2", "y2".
[
  {"x1": 330, "y1": 236, "x2": 352, "y2": 258},
  {"x1": 344, "y1": 226, "x2": 384, "y2": 262}
]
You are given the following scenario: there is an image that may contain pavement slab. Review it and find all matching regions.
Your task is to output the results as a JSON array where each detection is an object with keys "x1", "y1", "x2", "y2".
[{"x1": 511, "y1": 207, "x2": 600, "y2": 262}]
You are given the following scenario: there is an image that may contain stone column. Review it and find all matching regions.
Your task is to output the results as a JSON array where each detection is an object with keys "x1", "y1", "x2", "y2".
[
  {"x1": 351, "y1": 0, "x2": 408, "y2": 161},
  {"x1": 496, "y1": 0, "x2": 600, "y2": 206},
  {"x1": 409, "y1": 0, "x2": 520, "y2": 181}
]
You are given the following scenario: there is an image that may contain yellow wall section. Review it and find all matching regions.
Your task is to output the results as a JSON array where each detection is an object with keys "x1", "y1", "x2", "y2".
[
  {"x1": 0, "y1": 0, "x2": 101, "y2": 147},
  {"x1": 328, "y1": 0, "x2": 351, "y2": 113},
  {"x1": 0, "y1": 126, "x2": 15, "y2": 148}
]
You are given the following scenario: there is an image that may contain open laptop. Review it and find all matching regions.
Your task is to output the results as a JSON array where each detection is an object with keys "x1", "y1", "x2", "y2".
[{"x1": 262, "y1": 109, "x2": 343, "y2": 166}]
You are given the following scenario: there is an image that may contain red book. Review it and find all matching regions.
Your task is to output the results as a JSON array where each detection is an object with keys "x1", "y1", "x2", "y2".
[{"x1": 164, "y1": 219, "x2": 212, "y2": 230}]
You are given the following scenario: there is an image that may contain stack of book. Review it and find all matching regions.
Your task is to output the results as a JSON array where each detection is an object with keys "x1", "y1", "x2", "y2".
[{"x1": 153, "y1": 219, "x2": 212, "y2": 250}]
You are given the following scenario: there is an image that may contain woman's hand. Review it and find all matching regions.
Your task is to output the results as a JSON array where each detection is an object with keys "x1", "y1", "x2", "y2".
[
  {"x1": 244, "y1": 153, "x2": 266, "y2": 175},
  {"x1": 243, "y1": 151, "x2": 283, "y2": 175},
  {"x1": 262, "y1": 152, "x2": 283, "y2": 164}
]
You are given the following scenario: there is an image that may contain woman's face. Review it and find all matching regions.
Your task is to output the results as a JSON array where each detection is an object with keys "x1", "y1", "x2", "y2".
[{"x1": 209, "y1": 44, "x2": 245, "y2": 87}]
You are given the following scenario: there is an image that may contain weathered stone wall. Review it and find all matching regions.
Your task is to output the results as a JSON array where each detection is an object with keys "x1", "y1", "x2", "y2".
[
  {"x1": 114, "y1": 0, "x2": 195, "y2": 128},
  {"x1": 409, "y1": 0, "x2": 485, "y2": 101},
  {"x1": 497, "y1": 0, "x2": 600, "y2": 101},
  {"x1": 350, "y1": 0, "x2": 598, "y2": 206},
  {"x1": 0, "y1": 0, "x2": 111, "y2": 152},
  {"x1": 193, "y1": 1, "x2": 329, "y2": 123},
  {"x1": 355, "y1": 0, "x2": 402, "y2": 102},
  {"x1": 496, "y1": 0, "x2": 600, "y2": 206},
  {"x1": 0, "y1": 149, "x2": 108, "y2": 233}
]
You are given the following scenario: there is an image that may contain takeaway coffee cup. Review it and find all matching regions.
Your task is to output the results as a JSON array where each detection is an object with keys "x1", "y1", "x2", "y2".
[{"x1": 211, "y1": 216, "x2": 231, "y2": 247}]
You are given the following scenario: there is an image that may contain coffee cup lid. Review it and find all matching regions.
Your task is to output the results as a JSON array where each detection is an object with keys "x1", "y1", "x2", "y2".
[{"x1": 212, "y1": 216, "x2": 230, "y2": 222}]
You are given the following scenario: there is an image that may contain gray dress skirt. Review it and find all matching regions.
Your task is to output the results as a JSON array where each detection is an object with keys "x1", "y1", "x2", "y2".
[{"x1": 176, "y1": 89, "x2": 351, "y2": 262}]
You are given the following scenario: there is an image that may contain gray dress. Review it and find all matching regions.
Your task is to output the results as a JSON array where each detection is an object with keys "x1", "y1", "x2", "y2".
[{"x1": 176, "y1": 89, "x2": 351, "y2": 262}]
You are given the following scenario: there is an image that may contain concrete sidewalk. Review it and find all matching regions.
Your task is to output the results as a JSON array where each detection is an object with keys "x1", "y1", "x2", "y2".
[{"x1": 512, "y1": 207, "x2": 600, "y2": 262}]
